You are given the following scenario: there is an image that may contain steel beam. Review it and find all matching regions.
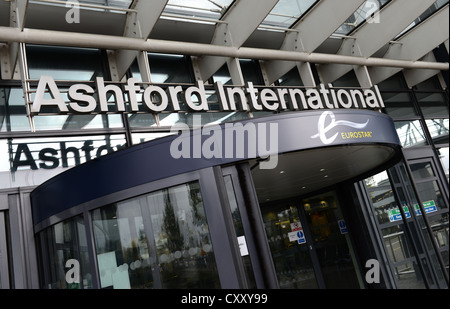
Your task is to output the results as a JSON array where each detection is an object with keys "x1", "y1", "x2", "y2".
[
  {"x1": 115, "y1": 0, "x2": 168, "y2": 79},
  {"x1": 369, "y1": 5, "x2": 449, "y2": 85},
  {"x1": 263, "y1": 0, "x2": 365, "y2": 84},
  {"x1": 0, "y1": 26, "x2": 447, "y2": 71},
  {"x1": 196, "y1": 0, "x2": 278, "y2": 81},
  {"x1": 318, "y1": 0, "x2": 439, "y2": 83}
]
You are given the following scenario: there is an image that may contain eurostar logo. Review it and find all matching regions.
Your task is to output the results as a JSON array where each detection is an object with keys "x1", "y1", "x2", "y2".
[{"x1": 311, "y1": 111, "x2": 370, "y2": 145}]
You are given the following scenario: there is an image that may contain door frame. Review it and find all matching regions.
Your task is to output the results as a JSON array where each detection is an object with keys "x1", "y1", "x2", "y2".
[{"x1": 402, "y1": 147, "x2": 449, "y2": 286}]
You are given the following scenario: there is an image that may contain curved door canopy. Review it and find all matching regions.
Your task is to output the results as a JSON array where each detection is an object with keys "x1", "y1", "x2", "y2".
[{"x1": 31, "y1": 109, "x2": 401, "y2": 225}]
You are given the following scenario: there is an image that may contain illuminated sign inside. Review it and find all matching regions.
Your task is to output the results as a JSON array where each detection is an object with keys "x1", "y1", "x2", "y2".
[{"x1": 31, "y1": 76, "x2": 385, "y2": 115}]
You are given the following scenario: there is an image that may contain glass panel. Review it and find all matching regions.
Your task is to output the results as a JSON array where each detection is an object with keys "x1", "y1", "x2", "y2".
[
  {"x1": 131, "y1": 132, "x2": 176, "y2": 145},
  {"x1": 92, "y1": 199, "x2": 154, "y2": 289},
  {"x1": 302, "y1": 191, "x2": 361, "y2": 288},
  {"x1": 0, "y1": 88, "x2": 29, "y2": 132},
  {"x1": 29, "y1": 0, "x2": 133, "y2": 11},
  {"x1": 27, "y1": 45, "x2": 104, "y2": 81},
  {"x1": 410, "y1": 161, "x2": 436, "y2": 179},
  {"x1": 377, "y1": 72, "x2": 407, "y2": 90},
  {"x1": 261, "y1": 0, "x2": 318, "y2": 29},
  {"x1": 148, "y1": 53, "x2": 194, "y2": 84},
  {"x1": 365, "y1": 171, "x2": 427, "y2": 289},
  {"x1": 428, "y1": 213, "x2": 449, "y2": 273},
  {"x1": 395, "y1": 0, "x2": 449, "y2": 39},
  {"x1": 390, "y1": 163, "x2": 448, "y2": 288},
  {"x1": 146, "y1": 182, "x2": 221, "y2": 288},
  {"x1": 381, "y1": 92, "x2": 417, "y2": 118},
  {"x1": 416, "y1": 181, "x2": 446, "y2": 212},
  {"x1": 414, "y1": 75, "x2": 444, "y2": 90},
  {"x1": 224, "y1": 175, "x2": 256, "y2": 288},
  {"x1": 437, "y1": 147, "x2": 449, "y2": 181},
  {"x1": 239, "y1": 59, "x2": 263, "y2": 85},
  {"x1": 39, "y1": 216, "x2": 92, "y2": 289},
  {"x1": 332, "y1": 70, "x2": 360, "y2": 87},
  {"x1": 334, "y1": 0, "x2": 391, "y2": 35},
  {"x1": 381, "y1": 226, "x2": 426, "y2": 289},
  {"x1": 212, "y1": 64, "x2": 232, "y2": 85},
  {"x1": 416, "y1": 92, "x2": 449, "y2": 118},
  {"x1": 426, "y1": 119, "x2": 449, "y2": 144},
  {"x1": 394, "y1": 120, "x2": 428, "y2": 147},
  {"x1": 79, "y1": 0, "x2": 133, "y2": 9},
  {"x1": 277, "y1": 67, "x2": 304, "y2": 86},
  {"x1": 163, "y1": 0, "x2": 234, "y2": 22},
  {"x1": 262, "y1": 203, "x2": 319, "y2": 289}
]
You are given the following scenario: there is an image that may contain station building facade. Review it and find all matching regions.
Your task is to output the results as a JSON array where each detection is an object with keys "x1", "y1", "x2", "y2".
[{"x1": 0, "y1": 0, "x2": 448, "y2": 289}]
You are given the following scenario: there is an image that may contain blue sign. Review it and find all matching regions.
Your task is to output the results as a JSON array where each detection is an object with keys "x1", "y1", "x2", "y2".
[
  {"x1": 297, "y1": 230, "x2": 306, "y2": 244},
  {"x1": 338, "y1": 219, "x2": 348, "y2": 234}
]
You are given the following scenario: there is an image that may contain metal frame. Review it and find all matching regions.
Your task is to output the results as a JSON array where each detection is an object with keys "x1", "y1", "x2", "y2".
[{"x1": 0, "y1": 27, "x2": 447, "y2": 72}]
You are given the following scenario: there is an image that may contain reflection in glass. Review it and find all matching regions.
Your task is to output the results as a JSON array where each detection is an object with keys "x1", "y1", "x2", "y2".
[
  {"x1": 27, "y1": 45, "x2": 104, "y2": 81},
  {"x1": 0, "y1": 88, "x2": 30, "y2": 132},
  {"x1": 262, "y1": 204, "x2": 319, "y2": 289},
  {"x1": 302, "y1": 192, "x2": 361, "y2": 289},
  {"x1": 92, "y1": 199, "x2": 154, "y2": 289},
  {"x1": 395, "y1": 0, "x2": 448, "y2": 39},
  {"x1": 365, "y1": 170, "x2": 427, "y2": 288},
  {"x1": 38, "y1": 216, "x2": 92, "y2": 289},
  {"x1": 428, "y1": 213, "x2": 449, "y2": 274},
  {"x1": 416, "y1": 92, "x2": 449, "y2": 118},
  {"x1": 147, "y1": 182, "x2": 220, "y2": 288},
  {"x1": 381, "y1": 226, "x2": 426, "y2": 289},
  {"x1": 261, "y1": 0, "x2": 318, "y2": 28},
  {"x1": 163, "y1": 0, "x2": 234, "y2": 21},
  {"x1": 425, "y1": 119, "x2": 449, "y2": 145},
  {"x1": 437, "y1": 147, "x2": 449, "y2": 181},
  {"x1": 394, "y1": 120, "x2": 428, "y2": 147},
  {"x1": 148, "y1": 53, "x2": 194, "y2": 84},
  {"x1": 334, "y1": 0, "x2": 391, "y2": 35},
  {"x1": 381, "y1": 92, "x2": 417, "y2": 118}
]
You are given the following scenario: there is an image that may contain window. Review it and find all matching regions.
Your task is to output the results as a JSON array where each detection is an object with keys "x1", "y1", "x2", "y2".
[
  {"x1": 91, "y1": 181, "x2": 221, "y2": 289},
  {"x1": 92, "y1": 199, "x2": 154, "y2": 289},
  {"x1": 146, "y1": 182, "x2": 220, "y2": 288},
  {"x1": 38, "y1": 216, "x2": 92, "y2": 289}
]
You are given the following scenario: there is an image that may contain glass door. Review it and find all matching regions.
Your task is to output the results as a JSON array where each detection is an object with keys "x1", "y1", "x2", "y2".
[
  {"x1": 403, "y1": 148, "x2": 449, "y2": 287},
  {"x1": 262, "y1": 202, "x2": 321, "y2": 289},
  {"x1": 301, "y1": 191, "x2": 362, "y2": 288},
  {"x1": 260, "y1": 190, "x2": 363, "y2": 289}
]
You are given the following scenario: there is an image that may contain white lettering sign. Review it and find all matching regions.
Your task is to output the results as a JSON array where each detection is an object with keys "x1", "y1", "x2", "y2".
[{"x1": 31, "y1": 76, "x2": 385, "y2": 115}]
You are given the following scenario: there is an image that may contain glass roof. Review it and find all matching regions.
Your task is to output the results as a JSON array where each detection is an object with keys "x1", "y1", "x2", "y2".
[
  {"x1": 394, "y1": 0, "x2": 449, "y2": 39},
  {"x1": 260, "y1": 0, "x2": 318, "y2": 29},
  {"x1": 334, "y1": 0, "x2": 391, "y2": 36},
  {"x1": 77, "y1": 0, "x2": 133, "y2": 8},
  {"x1": 162, "y1": 0, "x2": 235, "y2": 22},
  {"x1": 29, "y1": 0, "x2": 133, "y2": 12}
]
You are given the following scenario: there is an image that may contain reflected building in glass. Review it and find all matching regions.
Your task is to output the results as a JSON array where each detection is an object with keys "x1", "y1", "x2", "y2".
[{"x1": 0, "y1": 0, "x2": 448, "y2": 290}]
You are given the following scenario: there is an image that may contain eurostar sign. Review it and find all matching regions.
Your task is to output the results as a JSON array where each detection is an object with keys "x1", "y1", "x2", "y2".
[{"x1": 31, "y1": 76, "x2": 385, "y2": 115}]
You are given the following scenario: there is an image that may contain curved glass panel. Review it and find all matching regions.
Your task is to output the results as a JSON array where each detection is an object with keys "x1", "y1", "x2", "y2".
[
  {"x1": 90, "y1": 181, "x2": 221, "y2": 289},
  {"x1": 92, "y1": 199, "x2": 154, "y2": 289},
  {"x1": 38, "y1": 216, "x2": 92, "y2": 289},
  {"x1": 146, "y1": 182, "x2": 220, "y2": 288}
]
